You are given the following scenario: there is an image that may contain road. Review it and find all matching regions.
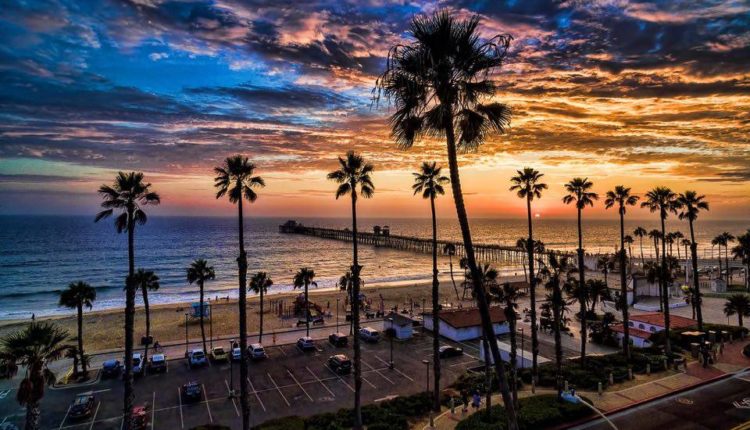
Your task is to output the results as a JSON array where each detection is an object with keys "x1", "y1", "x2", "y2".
[{"x1": 572, "y1": 370, "x2": 750, "y2": 430}]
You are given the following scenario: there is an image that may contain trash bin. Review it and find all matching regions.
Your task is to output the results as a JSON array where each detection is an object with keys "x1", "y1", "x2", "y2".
[{"x1": 690, "y1": 342, "x2": 700, "y2": 358}]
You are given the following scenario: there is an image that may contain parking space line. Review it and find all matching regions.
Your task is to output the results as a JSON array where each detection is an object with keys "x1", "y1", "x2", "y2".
[
  {"x1": 224, "y1": 380, "x2": 240, "y2": 417},
  {"x1": 450, "y1": 359, "x2": 480, "y2": 368},
  {"x1": 277, "y1": 345, "x2": 287, "y2": 357},
  {"x1": 88, "y1": 402, "x2": 100, "y2": 430},
  {"x1": 458, "y1": 340, "x2": 480, "y2": 352},
  {"x1": 324, "y1": 365, "x2": 355, "y2": 392},
  {"x1": 374, "y1": 355, "x2": 414, "y2": 382},
  {"x1": 306, "y1": 366, "x2": 335, "y2": 398},
  {"x1": 177, "y1": 387, "x2": 184, "y2": 429},
  {"x1": 202, "y1": 384, "x2": 213, "y2": 423},
  {"x1": 151, "y1": 391, "x2": 156, "y2": 430},
  {"x1": 362, "y1": 375, "x2": 377, "y2": 389},
  {"x1": 247, "y1": 377, "x2": 267, "y2": 412},
  {"x1": 287, "y1": 369, "x2": 314, "y2": 402},
  {"x1": 361, "y1": 359, "x2": 394, "y2": 385},
  {"x1": 267, "y1": 373, "x2": 291, "y2": 407},
  {"x1": 58, "y1": 404, "x2": 71, "y2": 429}
]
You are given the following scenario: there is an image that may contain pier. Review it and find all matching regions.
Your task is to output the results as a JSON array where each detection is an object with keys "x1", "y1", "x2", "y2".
[{"x1": 279, "y1": 220, "x2": 570, "y2": 265}]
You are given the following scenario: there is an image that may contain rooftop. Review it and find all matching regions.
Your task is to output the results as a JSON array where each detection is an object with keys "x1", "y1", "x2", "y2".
[
  {"x1": 427, "y1": 306, "x2": 507, "y2": 329},
  {"x1": 630, "y1": 312, "x2": 697, "y2": 329}
]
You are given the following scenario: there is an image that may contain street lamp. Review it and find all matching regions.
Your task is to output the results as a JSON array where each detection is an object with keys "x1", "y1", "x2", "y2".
[
  {"x1": 209, "y1": 300, "x2": 213, "y2": 350},
  {"x1": 423, "y1": 359, "x2": 434, "y2": 429},
  {"x1": 388, "y1": 318, "x2": 395, "y2": 366},
  {"x1": 229, "y1": 339, "x2": 235, "y2": 399},
  {"x1": 184, "y1": 312, "x2": 189, "y2": 358},
  {"x1": 336, "y1": 297, "x2": 340, "y2": 332}
]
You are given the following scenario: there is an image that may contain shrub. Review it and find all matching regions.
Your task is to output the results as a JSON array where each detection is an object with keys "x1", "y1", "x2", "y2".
[
  {"x1": 743, "y1": 343, "x2": 750, "y2": 358},
  {"x1": 455, "y1": 394, "x2": 593, "y2": 430},
  {"x1": 251, "y1": 417, "x2": 304, "y2": 430}
]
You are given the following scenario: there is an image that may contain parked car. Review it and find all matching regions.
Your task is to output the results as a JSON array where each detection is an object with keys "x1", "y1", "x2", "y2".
[
  {"x1": 181, "y1": 381, "x2": 202, "y2": 402},
  {"x1": 148, "y1": 353, "x2": 167, "y2": 373},
  {"x1": 210, "y1": 347, "x2": 228, "y2": 363},
  {"x1": 328, "y1": 332, "x2": 348, "y2": 347},
  {"x1": 359, "y1": 327, "x2": 380, "y2": 343},
  {"x1": 132, "y1": 352, "x2": 144, "y2": 376},
  {"x1": 438, "y1": 346, "x2": 464, "y2": 358},
  {"x1": 101, "y1": 359, "x2": 121, "y2": 378},
  {"x1": 328, "y1": 354, "x2": 352, "y2": 374},
  {"x1": 188, "y1": 349, "x2": 207, "y2": 368},
  {"x1": 248, "y1": 343, "x2": 267, "y2": 360},
  {"x1": 296, "y1": 336, "x2": 315, "y2": 352},
  {"x1": 231, "y1": 347, "x2": 242, "y2": 361},
  {"x1": 132, "y1": 405, "x2": 151, "y2": 430},
  {"x1": 69, "y1": 392, "x2": 95, "y2": 420}
]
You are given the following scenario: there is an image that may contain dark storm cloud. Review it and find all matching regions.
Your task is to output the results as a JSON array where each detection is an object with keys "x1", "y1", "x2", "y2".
[{"x1": 187, "y1": 84, "x2": 353, "y2": 110}]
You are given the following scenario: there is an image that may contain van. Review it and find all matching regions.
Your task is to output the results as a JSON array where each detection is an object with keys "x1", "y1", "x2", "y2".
[
  {"x1": 359, "y1": 327, "x2": 380, "y2": 343},
  {"x1": 248, "y1": 343, "x2": 267, "y2": 360}
]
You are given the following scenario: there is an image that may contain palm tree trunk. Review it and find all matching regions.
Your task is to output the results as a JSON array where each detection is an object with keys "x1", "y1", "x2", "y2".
[
  {"x1": 483, "y1": 337, "x2": 491, "y2": 420},
  {"x1": 142, "y1": 286, "x2": 150, "y2": 366},
  {"x1": 305, "y1": 282, "x2": 310, "y2": 337},
  {"x1": 77, "y1": 303, "x2": 86, "y2": 374},
  {"x1": 259, "y1": 287, "x2": 264, "y2": 343},
  {"x1": 639, "y1": 237, "x2": 644, "y2": 267},
  {"x1": 236, "y1": 196, "x2": 250, "y2": 430},
  {"x1": 430, "y1": 195, "x2": 441, "y2": 413},
  {"x1": 199, "y1": 280, "x2": 207, "y2": 353},
  {"x1": 444, "y1": 121, "x2": 518, "y2": 429},
  {"x1": 739, "y1": 314, "x2": 743, "y2": 328},
  {"x1": 660, "y1": 213, "x2": 672, "y2": 358},
  {"x1": 689, "y1": 221, "x2": 703, "y2": 331},
  {"x1": 577, "y1": 208, "x2": 587, "y2": 366},
  {"x1": 619, "y1": 211, "x2": 630, "y2": 360},
  {"x1": 351, "y1": 186, "x2": 363, "y2": 430},
  {"x1": 554, "y1": 287, "x2": 563, "y2": 400},
  {"x1": 24, "y1": 401, "x2": 40, "y2": 430},
  {"x1": 725, "y1": 245, "x2": 731, "y2": 287},
  {"x1": 717, "y1": 249, "x2": 723, "y2": 285},
  {"x1": 122, "y1": 211, "x2": 136, "y2": 430},
  {"x1": 448, "y1": 255, "x2": 460, "y2": 301},
  {"x1": 508, "y1": 313, "x2": 518, "y2": 409},
  {"x1": 526, "y1": 195, "x2": 539, "y2": 384}
]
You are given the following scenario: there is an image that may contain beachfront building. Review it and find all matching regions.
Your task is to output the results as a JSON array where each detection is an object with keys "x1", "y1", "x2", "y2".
[
  {"x1": 611, "y1": 312, "x2": 697, "y2": 348},
  {"x1": 384, "y1": 312, "x2": 413, "y2": 339},
  {"x1": 422, "y1": 307, "x2": 509, "y2": 342},
  {"x1": 479, "y1": 339, "x2": 550, "y2": 367}
]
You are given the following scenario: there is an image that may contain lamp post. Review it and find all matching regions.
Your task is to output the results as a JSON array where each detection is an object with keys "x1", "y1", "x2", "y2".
[
  {"x1": 184, "y1": 312, "x2": 189, "y2": 358},
  {"x1": 336, "y1": 297, "x2": 340, "y2": 332},
  {"x1": 209, "y1": 300, "x2": 213, "y2": 350},
  {"x1": 229, "y1": 339, "x2": 235, "y2": 399},
  {"x1": 388, "y1": 317, "x2": 394, "y2": 369},
  {"x1": 423, "y1": 359, "x2": 434, "y2": 429}
]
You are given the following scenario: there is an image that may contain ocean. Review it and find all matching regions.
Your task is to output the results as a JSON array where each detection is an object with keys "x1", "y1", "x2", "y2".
[{"x1": 0, "y1": 215, "x2": 746, "y2": 320}]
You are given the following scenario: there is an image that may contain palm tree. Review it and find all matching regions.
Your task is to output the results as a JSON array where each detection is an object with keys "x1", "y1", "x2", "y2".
[
  {"x1": 641, "y1": 187, "x2": 680, "y2": 358},
  {"x1": 376, "y1": 11, "x2": 518, "y2": 428},
  {"x1": 95, "y1": 172, "x2": 159, "y2": 429},
  {"x1": 671, "y1": 232, "x2": 685, "y2": 260},
  {"x1": 338, "y1": 270, "x2": 355, "y2": 334},
  {"x1": 0, "y1": 322, "x2": 70, "y2": 430},
  {"x1": 633, "y1": 227, "x2": 647, "y2": 267},
  {"x1": 724, "y1": 294, "x2": 750, "y2": 327},
  {"x1": 214, "y1": 155, "x2": 264, "y2": 430},
  {"x1": 587, "y1": 279, "x2": 612, "y2": 316},
  {"x1": 538, "y1": 254, "x2": 574, "y2": 399},
  {"x1": 732, "y1": 231, "x2": 750, "y2": 291},
  {"x1": 132, "y1": 269, "x2": 159, "y2": 363},
  {"x1": 509, "y1": 167, "x2": 546, "y2": 383},
  {"x1": 443, "y1": 244, "x2": 461, "y2": 301},
  {"x1": 677, "y1": 191, "x2": 709, "y2": 330},
  {"x1": 664, "y1": 232, "x2": 675, "y2": 258},
  {"x1": 327, "y1": 151, "x2": 374, "y2": 429},
  {"x1": 596, "y1": 255, "x2": 614, "y2": 287},
  {"x1": 187, "y1": 259, "x2": 215, "y2": 354},
  {"x1": 624, "y1": 235, "x2": 634, "y2": 264},
  {"x1": 562, "y1": 177, "x2": 598, "y2": 365},
  {"x1": 58, "y1": 282, "x2": 96, "y2": 376},
  {"x1": 605, "y1": 185, "x2": 639, "y2": 359},
  {"x1": 490, "y1": 282, "x2": 521, "y2": 409},
  {"x1": 649, "y1": 229, "x2": 662, "y2": 261},
  {"x1": 721, "y1": 232, "x2": 736, "y2": 286},
  {"x1": 293, "y1": 268, "x2": 318, "y2": 337},
  {"x1": 249, "y1": 272, "x2": 273, "y2": 342},
  {"x1": 413, "y1": 161, "x2": 449, "y2": 413}
]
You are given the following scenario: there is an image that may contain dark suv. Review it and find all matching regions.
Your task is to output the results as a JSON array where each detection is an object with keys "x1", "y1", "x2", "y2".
[
  {"x1": 328, "y1": 332, "x2": 348, "y2": 347},
  {"x1": 328, "y1": 354, "x2": 352, "y2": 374},
  {"x1": 69, "y1": 393, "x2": 95, "y2": 420}
]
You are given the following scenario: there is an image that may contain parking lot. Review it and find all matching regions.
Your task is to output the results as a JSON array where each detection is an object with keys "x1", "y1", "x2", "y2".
[{"x1": 0, "y1": 328, "x2": 486, "y2": 430}]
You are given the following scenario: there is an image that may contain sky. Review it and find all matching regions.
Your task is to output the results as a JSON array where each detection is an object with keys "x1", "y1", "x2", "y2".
[{"x1": 0, "y1": 0, "x2": 749, "y2": 220}]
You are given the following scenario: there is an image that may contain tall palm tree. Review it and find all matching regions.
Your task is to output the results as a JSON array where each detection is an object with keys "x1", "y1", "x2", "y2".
[
  {"x1": 605, "y1": 185, "x2": 639, "y2": 359},
  {"x1": 562, "y1": 177, "x2": 598, "y2": 365},
  {"x1": 649, "y1": 229, "x2": 662, "y2": 261},
  {"x1": 187, "y1": 259, "x2": 215, "y2": 354},
  {"x1": 724, "y1": 294, "x2": 750, "y2": 327},
  {"x1": 327, "y1": 151, "x2": 374, "y2": 429},
  {"x1": 132, "y1": 269, "x2": 159, "y2": 363},
  {"x1": 509, "y1": 167, "x2": 546, "y2": 383},
  {"x1": 490, "y1": 282, "x2": 521, "y2": 409},
  {"x1": 596, "y1": 255, "x2": 614, "y2": 287},
  {"x1": 641, "y1": 187, "x2": 680, "y2": 358},
  {"x1": 293, "y1": 268, "x2": 318, "y2": 337},
  {"x1": 376, "y1": 11, "x2": 518, "y2": 428},
  {"x1": 0, "y1": 322, "x2": 69, "y2": 430},
  {"x1": 721, "y1": 232, "x2": 736, "y2": 286},
  {"x1": 443, "y1": 243, "x2": 461, "y2": 301},
  {"x1": 338, "y1": 270, "x2": 355, "y2": 334},
  {"x1": 214, "y1": 155, "x2": 264, "y2": 430},
  {"x1": 732, "y1": 231, "x2": 750, "y2": 291},
  {"x1": 624, "y1": 235, "x2": 634, "y2": 263},
  {"x1": 677, "y1": 191, "x2": 709, "y2": 330},
  {"x1": 587, "y1": 279, "x2": 612, "y2": 315},
  {"x1": 249, "y1": 272, "x2": 273, "y2": 342},
  {"x1": 95, "y1": 171, "x2": 159, "y2": 429},
  {"x1": 413, "y1": 161, "x2": 449, "y2": 413},
  {"x1": 58, "y1": 282, "x2": 96, "y2": 376},
  {"x1": 664, "y1": 233, "x2": 675, "y2": 258},
  {"x1": 671, "y1": 232, "x2": 684, "y2": 260},
  {"x1": 633, "y1": 227, "x2": 647, "y2": 267},
  {"x1": 538, "y1": 254, "x2": 574, "y2": 399},
  {"x1": 712, "y1": 234, "x2": 726, "y2": 285}
]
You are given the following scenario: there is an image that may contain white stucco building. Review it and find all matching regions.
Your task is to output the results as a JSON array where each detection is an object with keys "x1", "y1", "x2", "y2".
[
  {"x1": 422, "y1": 307, "x2": 509, "y2": 342},
  {"x1": 384, "y1": 312, "x2": 413, "y2": 339},
  {"x1": 611, "y1": 312, "x2": 697, "y2": 348}
]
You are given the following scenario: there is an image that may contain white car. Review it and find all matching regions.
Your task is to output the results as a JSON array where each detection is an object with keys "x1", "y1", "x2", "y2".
[
  {"x1": 248, "y1": 343, "x2": 267, "y2": 360},
  {"x1": 231, "y1": 347, "x2": 242, "y2": 361},
  {"x1": 359, "y1": 327, "x2": 380, "y2": 343},
  {"x1": 188, "y1": 349, "x2": 207, "y2": 368},
  {"x1": 131, "y1": 353, "x2": 144, "y2": 376},
  {"x1": 296, "y1": 337, "x2": 315, "y2": 351}
]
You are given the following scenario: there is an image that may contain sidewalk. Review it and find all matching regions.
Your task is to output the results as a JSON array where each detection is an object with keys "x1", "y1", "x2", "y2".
[{"x1": 415, "y1": 339, "x2": 750, "y2": 430}]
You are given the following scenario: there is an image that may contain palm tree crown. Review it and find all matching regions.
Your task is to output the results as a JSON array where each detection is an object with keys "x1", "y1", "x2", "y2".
[
  {"x1": 604, "y1": 185, "x2": 639, "y2": 215},
  {"x1": 412, "y1": 162, "x2": 449, "y2": 199},
  {"x1": 562, "y1": 178, "x2": 598, "y2": 209},
  {"x1": 327, "y1": 151, "x2": 374, "y2": 200},
  {"x1": 187, "y1": 260, "x2": 216, "y2": 286},
  {"x1": 94, "y1": 172, "x2": 160, "y2": 230},
  {"x1": 510, "y1": 168, "x2": 547, "y2": 200},
  {"x1": 641, "y1": 186, "x2": 680, "y2": 219},
  {"x1": 250, "y1": 272, "x2": 273, "y2": 295},
  {"x1": 676, "y1": 191, "x2": 709, "y2": 223},
  {"x1": 59, "y1": 282, "x2": 96, "y2": 311},
  {"x1": 214, "y1": 156, "x2": 265, "y2": 203}
]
